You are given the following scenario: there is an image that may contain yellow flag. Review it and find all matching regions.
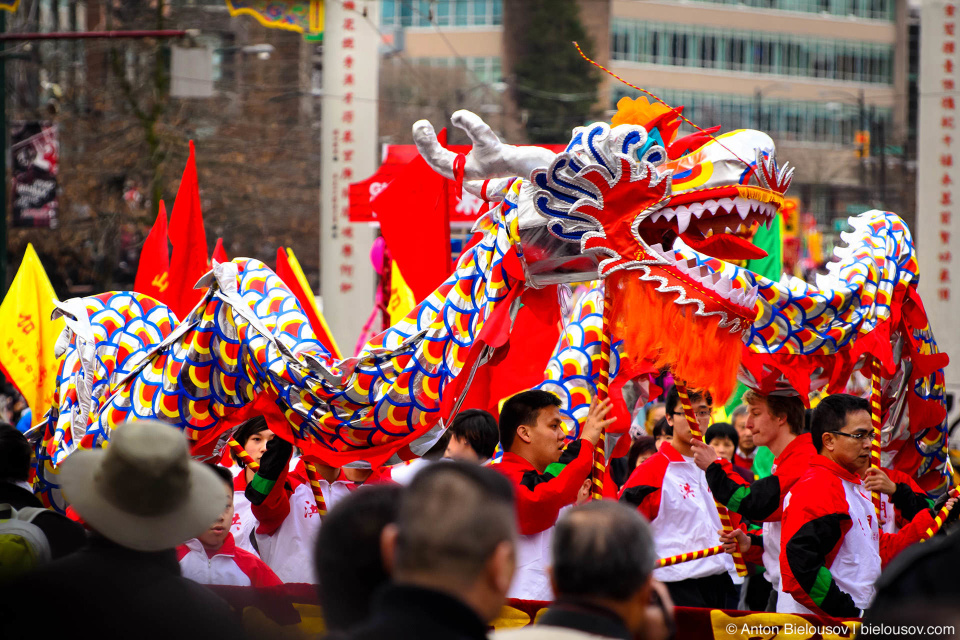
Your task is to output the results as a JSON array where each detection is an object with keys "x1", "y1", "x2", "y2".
[
  {"x1": 0, "y1": 244, "x2": 64, "y2": 425},
  {"x1": 387, "y1": 261, "x2": 417, "y2": 325}
]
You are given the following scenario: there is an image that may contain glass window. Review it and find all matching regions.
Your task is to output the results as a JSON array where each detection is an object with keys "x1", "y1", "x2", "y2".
[
  {"x1": 610, "y1": 20, "x2": 893, "y2": 85},
  {"x1": 660, "y1": 0, "x2": 892, "y2": 20},
  {"x1": 611, "y1": 86, "x2": 890, "y2": 146}
]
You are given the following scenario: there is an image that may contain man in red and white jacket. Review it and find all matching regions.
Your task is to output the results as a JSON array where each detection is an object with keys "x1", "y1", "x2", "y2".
[
  {"x1": 177, "y1": 465, "x2": 282, "y2": 588},
  {"x1": 778, "y1": 394, "x2": 956, "y2": 618},
  {"x1": 620, "y1": 385, "x2": 741, "y2": 609},
  {"x1": 493, "y1": 389, "x2": 613, "y2": 601},
  {"x1": 691, "y1": 390, "x2": 812, "y2": 606}
]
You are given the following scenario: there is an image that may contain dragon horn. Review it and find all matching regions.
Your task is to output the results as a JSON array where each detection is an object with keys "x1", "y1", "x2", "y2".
[{"x1": 412, "y1": 109, "x2": 555, "y2": 181}]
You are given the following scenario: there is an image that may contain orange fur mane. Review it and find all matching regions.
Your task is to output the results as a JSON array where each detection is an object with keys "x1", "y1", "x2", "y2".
[{"x1": 606, "y1": 270, "x2": 742, "y2": 402}]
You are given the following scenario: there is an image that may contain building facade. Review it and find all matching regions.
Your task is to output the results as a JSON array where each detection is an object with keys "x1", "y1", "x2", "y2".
[{"x1": 385, "y1": 0, "x2": 914, "y2": 231}]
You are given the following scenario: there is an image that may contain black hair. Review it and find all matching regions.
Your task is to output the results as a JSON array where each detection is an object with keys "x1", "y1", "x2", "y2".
[
  {"x1": 705, "y1": 422, "x2": 739, "y2": 451},
  {"x1": 447, "y1": 409, "x2": 499, "y2": 460},
  {"x1": 230, "y1": 417, "x2": 270, "y2": 467},
  {"x1": 315, "y1": 484, "x2": 403, "y2": 632},
  {"x1": 552, "y1": 501, "x2": 656, "y2": 601},
  {"x1": 499, "y1": 390, "x2": 562, "y2": 451},
  {"x1": 627, "y1": 436, "x2": 657, "y2": 470},
  {"x1": 205, "y1": 463, "x2": 234, "y2": 489},
  {"x1": 664, "y1": 384, "x2": 712, "y2": 417},
  {"x1": 0, "y1": 423, "x2": 31, "y2": 482},
  {"x1": 810, "y1": 394, "x2": 870, "y2": 453},
  {"x1": 422, "y1": 431, "x2": 451, "y2": 461},
  {"x1": 651, "y1": 416, "x2": 672, "y2": 440},
  {"x1": 394, "y1": 461, "x2": 516, "y2": 581}
]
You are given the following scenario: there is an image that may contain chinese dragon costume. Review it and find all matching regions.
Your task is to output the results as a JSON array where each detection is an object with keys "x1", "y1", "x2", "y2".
[{"x1": 33, "y1": 96, "x2": 951, "y2": 511}]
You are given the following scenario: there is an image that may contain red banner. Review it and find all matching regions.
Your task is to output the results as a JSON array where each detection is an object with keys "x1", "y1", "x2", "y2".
[{"x1": 209, "y1": 584, "x2": 862, "y2": 638}]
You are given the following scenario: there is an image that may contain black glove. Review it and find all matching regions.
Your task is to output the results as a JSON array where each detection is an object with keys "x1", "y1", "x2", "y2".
[
  {"x1": 245, "y1": 437, "x2": 293, "y2": 505},
  {"x1": 932, "y1": 491, "x2": 960, "y2": 535}
]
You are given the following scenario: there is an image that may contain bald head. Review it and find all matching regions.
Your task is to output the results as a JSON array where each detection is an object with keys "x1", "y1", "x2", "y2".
[{"x1": 551, "y1": 501, "x2": 656, "y2": 601}]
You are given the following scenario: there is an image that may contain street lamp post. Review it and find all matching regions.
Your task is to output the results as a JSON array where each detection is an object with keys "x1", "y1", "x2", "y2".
[
  {"x1": 754, "y1": 82, "x2": 792, "y2": 131},
  {"x1": 820, "y1": 88, "x2": 867, "y2": 190}
]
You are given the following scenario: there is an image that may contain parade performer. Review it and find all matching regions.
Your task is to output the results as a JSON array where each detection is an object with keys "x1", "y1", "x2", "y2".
[
  {"x1": 620, "y1": 386, "x2": 742, "y2": 609},
  {"x1": 493, "y1": 390, "x2": 613, "y2": 600},
  {"x1": 176, "y1": 464, "x2": 282, "y2": 588},
  {"x1": 227, "y1": 416, "x2": 276, "y2": 554},
  {"x1": 690, "y1": 390, "x2": 811, "y2": 606},
  {"x1": 244, "y1": 436, "x2": 379, "y2": 584},
  {"x1": 779, "y1": 395, "x2": 955, "y2": 618}
]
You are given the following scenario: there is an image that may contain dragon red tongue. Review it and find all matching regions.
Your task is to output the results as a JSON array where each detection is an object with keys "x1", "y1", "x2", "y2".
[{"x1": 680, "y1": 232, "x2": 768, "y2": 261}]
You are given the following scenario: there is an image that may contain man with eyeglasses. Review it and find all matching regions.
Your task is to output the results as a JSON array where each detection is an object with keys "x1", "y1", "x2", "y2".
[
  {"x1": 778, "y1": 394, "x2": 955, "y2": 617},
  {"x1": 619, "y1": 385, "x2": 743, "y2": 609}
]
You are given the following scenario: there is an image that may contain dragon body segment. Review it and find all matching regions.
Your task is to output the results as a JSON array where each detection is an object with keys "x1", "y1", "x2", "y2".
[{"x1": 35, "y1": 189, "x2": 529, "y2": 508}]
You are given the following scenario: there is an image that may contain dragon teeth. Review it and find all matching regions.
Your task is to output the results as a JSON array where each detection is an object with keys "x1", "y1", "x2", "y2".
[{"x1": 676, "y1": 210, "x2": 692, "y2": 234}]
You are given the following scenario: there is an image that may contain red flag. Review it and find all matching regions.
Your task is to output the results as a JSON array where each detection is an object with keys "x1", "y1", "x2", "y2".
[
  {"x1": 134, "y1": 201, "x2": 170, "y2": 303},
  {"x1": 373, "y1": 130, "x2": 451, "y2": 303},
  {"x1": 458, "y1": 285, "x2": 562, "y2": 419},
  {"x1": 212, "y1": 237, "x2": 228, "y2": 264},
  {"x1": 276, "y1": 247, "x2": 343, "y2": 360},
  {"x1": 167, "y1": 140, "x2": 209, "y2": 320}
]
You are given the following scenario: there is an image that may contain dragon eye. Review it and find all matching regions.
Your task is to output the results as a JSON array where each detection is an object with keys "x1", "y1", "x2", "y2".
[{"x1": 648, "y1": 151, "x2": 662, "y2": 163}]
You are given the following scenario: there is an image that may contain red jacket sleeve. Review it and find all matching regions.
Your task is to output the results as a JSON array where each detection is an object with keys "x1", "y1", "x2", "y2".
[
  {"x1": 251, "y1": 465, "x2": 293, "y2": 536},
  {"x1": 618, "y1": 453, "x2": 668, "y2": 523},
  {"x1": 879, "y1": 507, "x2": 936, "y2": 567},
  {"x1": 233, "y1": 548, "x2": 284, "y2": 588},
  {"x1": 513, "y1": 440, "x2": 593, "y2": 535}
]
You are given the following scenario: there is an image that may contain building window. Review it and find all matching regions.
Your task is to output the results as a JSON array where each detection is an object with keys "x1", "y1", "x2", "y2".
[
  {"x1": 657, "y1": 0, "x2": 893, "y2": 21},
  {"x1": 409, "y1": 56, "x2": 502, "y2": 85},
  {"x1": 611, "y1": 20, "x2": 894, "y2": 85},
  {"x1": 611, "y1": 86, "x2": 892, "y2": 147},
  {"x1": 382, "y1": 0, "x2": 503, "y2": 28}
]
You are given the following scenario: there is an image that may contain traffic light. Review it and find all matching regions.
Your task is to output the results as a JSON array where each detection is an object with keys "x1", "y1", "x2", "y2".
[{"x1": 854, "y1": 130, "x2": 870, "y2": 158}]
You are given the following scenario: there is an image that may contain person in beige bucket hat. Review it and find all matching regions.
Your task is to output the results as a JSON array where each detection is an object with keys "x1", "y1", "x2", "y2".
[
  {"x1": 58, "y1": 418, "x2": 229, "y2": 551},
  {"x1": 0, "y1": 420, "x2": 246, "y2": 639}
]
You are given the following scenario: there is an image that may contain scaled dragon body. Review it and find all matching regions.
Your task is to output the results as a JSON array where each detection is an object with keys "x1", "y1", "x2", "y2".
[{"x1": 36, "y1": 101, "x2": 951, "y2": 508}]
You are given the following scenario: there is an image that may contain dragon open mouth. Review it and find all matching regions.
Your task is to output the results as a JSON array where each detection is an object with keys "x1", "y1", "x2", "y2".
[{"x1": 641, "y1": 195, "x2": 776, "y2": 262}]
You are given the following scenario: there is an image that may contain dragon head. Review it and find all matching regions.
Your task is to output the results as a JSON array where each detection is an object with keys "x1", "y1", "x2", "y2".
[{"x1": 412, "y1": 103, "x2": 793, "y2": 397}]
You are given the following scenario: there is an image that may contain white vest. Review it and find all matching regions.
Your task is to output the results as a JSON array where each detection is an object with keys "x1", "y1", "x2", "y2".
[
  {"x1": 651, "y1": 456, "x2": 739, "y2": 584},
  {"x1": 761, "y1": 520, "x2": 782, "y2": 589},
  {"x1": 507, "y1": 504, "x2": 575, "y2": 601},
  {"x1": 777, "y1": 480, "x2": 880, "y2": 614},
  {"x1": 230, "y1": 490, "x2": 258, "y2": 554},
  {"x1": 255, "y1": 479, "x2": 353, "y2": 584}
]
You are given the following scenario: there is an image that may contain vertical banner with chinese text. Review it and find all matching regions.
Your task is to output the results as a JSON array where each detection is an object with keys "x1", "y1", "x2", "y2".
[
  {"x1": 320, "y1": 0, "x2": 379, "y2": 351},
  {"x1": 918, "y1": 0, "x2": 960, "y2": 398},
  {"x1": 11, "y1": 121, "x2": 59, "y2": 228}
]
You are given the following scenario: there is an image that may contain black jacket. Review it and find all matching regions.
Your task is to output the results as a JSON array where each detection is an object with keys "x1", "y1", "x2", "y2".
[
  {"x1": 535, "y1": 600, "x2": 633, "y2": 640},
  {"x1": 0, "y1": 534, "x2": 246, "y2": 640},
  {"x1": 0, "y1": 481, "x2": 86, "y2": 558},
  {"x1": 347, "y1": 584, "x2": 490, "y2": 640}
]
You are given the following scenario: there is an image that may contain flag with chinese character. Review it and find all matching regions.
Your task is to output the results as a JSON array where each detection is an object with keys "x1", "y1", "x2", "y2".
[
  {"x1": 275, "y1": 247, "x2": 342, "y2": 360},
  {"x1": 0, "y1": 243, "x2": 64, "y2": 426},
  {"x1": 167, "y1": 141, "x2": 209, "y2": 320},
  {"x1": 134, "y1": 201, "x2": 170, "y2": 303}
]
